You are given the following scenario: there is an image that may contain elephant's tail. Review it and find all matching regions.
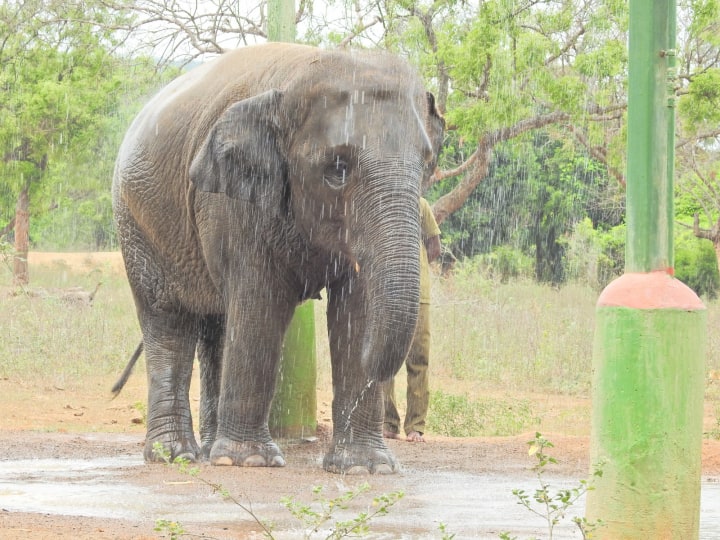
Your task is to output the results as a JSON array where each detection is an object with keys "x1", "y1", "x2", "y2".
[{"x1": 111, "y1": 341, "x2": 144, "y2": 398}]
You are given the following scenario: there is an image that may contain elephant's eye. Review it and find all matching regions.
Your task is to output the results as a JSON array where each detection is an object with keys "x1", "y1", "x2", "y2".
[{"x1": 323, "y1": 156, "x2": 350, "y2": 190}]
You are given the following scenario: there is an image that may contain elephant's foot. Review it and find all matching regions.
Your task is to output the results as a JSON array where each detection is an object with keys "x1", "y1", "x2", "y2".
[
  {"x1": 323, "y1": 441, "x2": 399, "y2": 475},
  {"x1": 209, "y1": 437, "x2": 286, "y2": 467},
  {"x1": 200, "y1": 431, "x2": 216, "y2": 460},
  {"x1": 144, "y1": 433, "x2": 201, "y2": 463},
  {"x1": 200, "y1": 440, "x2": 214, "y2": 460}
]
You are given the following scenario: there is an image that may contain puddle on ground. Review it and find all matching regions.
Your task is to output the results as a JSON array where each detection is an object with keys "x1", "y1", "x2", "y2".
[{"x1": 0, "y1": 457, "x2": 718, "y2": 539}]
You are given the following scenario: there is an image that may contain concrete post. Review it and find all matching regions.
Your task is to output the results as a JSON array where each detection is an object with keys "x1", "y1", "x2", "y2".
[
  {"x1": 266, "y1": 0, "x2": 317, "y2": 439},
  {"x1": 585, "y1": 2, "x2": 706, "y2": 537}
]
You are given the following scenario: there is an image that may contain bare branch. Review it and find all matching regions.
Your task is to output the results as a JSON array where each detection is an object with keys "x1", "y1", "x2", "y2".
[
  {"x1": 677, "y1": 128, "x2": 720, "y2": 149},
  {"x1": 339, "y1": 14, "x2": 382, "y2": 48},
  {"x1": 545, "y1": 24, "x2": 586, "y2": 66}
]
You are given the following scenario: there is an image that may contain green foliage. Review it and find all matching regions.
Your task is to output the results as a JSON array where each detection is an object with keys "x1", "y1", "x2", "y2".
[
  {"x1": 437, "y1": 136, "x2": 617, "y2": 285},
  {"x1": 499, "y1": 433, "x2": 605, "y2": 540},
  {"x1": 428, "y1": 390, "x2": 537, "y2": 437},
  {"x1": 131, "y1": 400, "x2": 147, "y2": 426},
  {"x1": 0, "y1": 238, "x2": 12, "y2": 272},
  {"x1": 478, "y1": 246, "x2": 535, "y2": 283},
  {"x1": 154, "y1": 519, "x2": 186, "y2": 539},
  {"x1": 679, "y1": 68, "x2": 720, "y2": 130},
  {"x1": 281, "y1": 483, "x2": 404, "y2": 540},
  {"x1": 574, "y1": 39, "x2": 626, "y2": 80},
  {"x1": 438, "y1": 522, "x2": 457, "y2": 540},
  {"x1": 674, "y1": 231, "x2": 720, "y2": 299},
  {"x1": 562, "y1": 218, "x2": 625, "y2": 289},
  {"x1": 153, "y1": 442, "x2": 403, "y2": 540},
  {"x1": 0, "y1": 2, "x2": 178, "y2": 253}
]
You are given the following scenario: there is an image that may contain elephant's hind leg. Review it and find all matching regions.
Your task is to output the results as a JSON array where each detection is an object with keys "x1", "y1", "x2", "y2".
[
  {"x1": 198, "y1": 314, "x2": 224, "y2": 458},
  {"x1": 141, "y1": 310, "x2": 201, "y2": 463}
]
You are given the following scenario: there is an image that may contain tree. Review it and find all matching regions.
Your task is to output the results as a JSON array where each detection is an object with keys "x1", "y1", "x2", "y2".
[
  {"x1": 0, "y1": 1, "x2": 163, "y2": 282},
  {"x1": 674, "y1": 0, "x2": 720, "y2": 274},
  {"x1": 105, "y1": 1, "x2": 629, "y2": 216},
  {"x1": 8, "y1": 1, "x2": 719, "y2": 284}
]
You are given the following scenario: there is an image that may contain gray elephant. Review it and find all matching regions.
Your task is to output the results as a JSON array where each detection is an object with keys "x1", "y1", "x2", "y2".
[{"x1": 112, "y1": 42, "x2": 443, "y2": 474}]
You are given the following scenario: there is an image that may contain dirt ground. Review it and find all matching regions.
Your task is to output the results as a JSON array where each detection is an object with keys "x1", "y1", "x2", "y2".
[{"x1": 2, "y1": 252, "x2": 719, "y2": 539}]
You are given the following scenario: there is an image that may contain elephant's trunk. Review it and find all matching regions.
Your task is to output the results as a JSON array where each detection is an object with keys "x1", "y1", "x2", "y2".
[{"x1": 352, "y1": 153, "x2": 422, "y2": 382}]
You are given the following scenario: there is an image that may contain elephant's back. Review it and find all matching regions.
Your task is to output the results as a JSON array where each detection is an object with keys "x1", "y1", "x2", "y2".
[{"x1": 115, "y1": 44, "x2": 326, "y2": 185}]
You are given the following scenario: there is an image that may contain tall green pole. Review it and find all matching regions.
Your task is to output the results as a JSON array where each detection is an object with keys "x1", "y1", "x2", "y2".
[
  {"x1": 586, "y1": 2, "x2": 706, "y2": 537},
  {"x1": 267, "y1": 0, "x2": 296, "y2": 43},
  {"x1": 266, "y1": 0, "x2": 317, "y2": 439}
]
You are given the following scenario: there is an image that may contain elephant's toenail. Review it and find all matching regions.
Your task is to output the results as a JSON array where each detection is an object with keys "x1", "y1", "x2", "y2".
[
  {"x1": 243, "y1": 455, "x2": 267, "y2": 466},
  {"x1": 212, "y1": 456, "x2": 233, "y2": 466},
  {"x1": 373, "y1": 463, "x2": 395, "y2": 474}
]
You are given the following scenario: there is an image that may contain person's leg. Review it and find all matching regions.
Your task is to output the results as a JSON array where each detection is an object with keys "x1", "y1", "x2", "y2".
[
  {"x1": 404, "y1": 302, "x2": 430, "y2": 442},
  {"x1": 381, "y1": 378, "x2": 401, "y2": 438}
]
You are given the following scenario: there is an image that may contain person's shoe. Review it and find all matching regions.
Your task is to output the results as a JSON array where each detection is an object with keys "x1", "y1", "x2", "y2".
[{"x1": 405, "y1": 431, "x2": 425, "y2": 443}]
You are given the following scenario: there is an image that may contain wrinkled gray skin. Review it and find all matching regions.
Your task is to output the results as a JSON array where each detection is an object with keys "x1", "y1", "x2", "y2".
[{"x1": 112, "y1": 43, "x2": 443, "y2": 474}]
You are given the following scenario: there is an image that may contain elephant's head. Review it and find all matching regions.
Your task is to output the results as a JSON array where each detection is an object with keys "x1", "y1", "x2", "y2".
[{"x1": 189, "y1": 50, "x2": 443, "y2": 381}]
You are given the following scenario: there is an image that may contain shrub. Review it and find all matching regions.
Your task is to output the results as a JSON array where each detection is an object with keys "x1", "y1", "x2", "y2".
[{"x1": 675, "y1": 231, "x2": 720, "y2": 299}]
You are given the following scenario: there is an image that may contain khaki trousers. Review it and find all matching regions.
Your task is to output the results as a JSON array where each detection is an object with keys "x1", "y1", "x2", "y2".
[{"x1": 382, "y1": 302, "x2": 430, "y2": 436}]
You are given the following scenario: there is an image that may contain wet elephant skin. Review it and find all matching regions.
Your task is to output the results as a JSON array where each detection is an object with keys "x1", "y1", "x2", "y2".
[{"x1": 112, "y1": 42, "x2": 443, "y2": 474}]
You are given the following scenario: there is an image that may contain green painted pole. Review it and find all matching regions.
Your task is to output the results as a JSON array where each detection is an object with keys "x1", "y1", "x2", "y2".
[
  {"x1": 270, "y1": 300, "x2": 318, "y2": 439},
  {"x1": 267, "y1": 0, "x2": 296, "y2": 43},
  {"x1": 586, "y1": 2, "x2": 706, "y2": 538},
  {"x1": 266, "y1": 0, "x2": 317, "y2": 439}
]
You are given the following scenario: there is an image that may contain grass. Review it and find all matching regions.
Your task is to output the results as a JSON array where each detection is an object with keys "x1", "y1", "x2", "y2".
[
  {"x1": 2, "y1": 251, "x2": 720, "y2": 437},
  {"x1": 427, "y1": 390, "x2": 539, "y2": 437},
  {"x1": 0, "y1": 256, "x2": 140, "y2": 389}
]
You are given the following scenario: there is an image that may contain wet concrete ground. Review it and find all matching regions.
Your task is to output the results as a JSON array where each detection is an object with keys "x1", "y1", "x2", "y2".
[{"x1": 1, "y1": 450, "x2": 719, "y2": 539}]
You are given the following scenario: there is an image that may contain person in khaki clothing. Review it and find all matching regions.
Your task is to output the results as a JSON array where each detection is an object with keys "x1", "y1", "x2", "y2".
[{"x1": 382, "y1": 197, "x2": 441, "y2": 442}]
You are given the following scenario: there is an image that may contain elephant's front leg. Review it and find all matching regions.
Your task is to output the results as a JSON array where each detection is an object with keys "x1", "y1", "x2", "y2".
[
  {"x1": 323, "y1": 285, "x2": 399, "y2": 475},
  {"x1": 209, "y1": 294, "x2": 293, "y2": 467}
]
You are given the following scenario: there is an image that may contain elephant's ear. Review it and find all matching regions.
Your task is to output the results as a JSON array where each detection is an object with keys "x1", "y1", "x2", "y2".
[{"x1": 190, "y1": 90, "x2": 285, "y2": 206}]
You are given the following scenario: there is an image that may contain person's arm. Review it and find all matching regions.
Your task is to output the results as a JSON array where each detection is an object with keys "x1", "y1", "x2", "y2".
[{"x1": 424, "y1": 235, "x2": 441, "y2": 263}]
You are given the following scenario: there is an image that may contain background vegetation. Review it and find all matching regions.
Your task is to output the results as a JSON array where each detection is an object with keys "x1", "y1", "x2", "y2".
[
  {"x1": 2, "y1": 254, "x2": 719, "y2": 439},
  {"x1": 1, "y1": 0, "x2": 720, "y2": 296}
]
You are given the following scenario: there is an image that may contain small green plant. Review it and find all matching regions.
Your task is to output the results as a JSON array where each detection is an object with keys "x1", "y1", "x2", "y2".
[
  {"x1": 152, "y1": 442, "x2": 403, "y2": 539},
  {"x1": 438, "y1": 521, "x2": 457, "y2": 539},
  {"x1": 499, "y1": 432, "x2": 604, "y2": 540},
  {"x1": 152, "y1": 442, "x2": 274, "y2": 537},
  {"x1": 281, "y1": 482, "x2": 404, "y2": 539},
  {"x1": 154, "y1": 518, "x2": 186, "y2": 539},
  {"x1": 131, "y1": 400, "x2": 147, "y2": 425}
]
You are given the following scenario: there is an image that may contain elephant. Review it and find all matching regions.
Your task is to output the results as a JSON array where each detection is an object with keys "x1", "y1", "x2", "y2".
[{"x1": 112, "y1": 42, "x2": 444, "y2": 474}]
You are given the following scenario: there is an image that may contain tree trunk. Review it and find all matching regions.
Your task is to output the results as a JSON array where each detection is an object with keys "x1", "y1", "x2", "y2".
[{"x1": 13, "y1": 184, "x2": 29, "y2": 286}]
